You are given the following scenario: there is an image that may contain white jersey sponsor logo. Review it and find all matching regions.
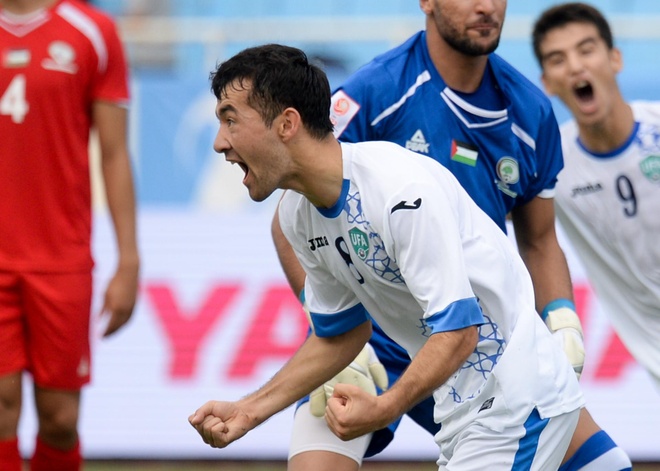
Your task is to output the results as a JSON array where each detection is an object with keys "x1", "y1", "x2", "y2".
[{"x1": 570, "y1": 182, "x2": 604, "y2": 197}]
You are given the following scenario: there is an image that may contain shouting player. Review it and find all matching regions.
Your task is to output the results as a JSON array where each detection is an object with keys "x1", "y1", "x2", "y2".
[
  {"x1": 190, "y1": 43, "x2": 584, "y2": 470},
  {"x1": 0, "y1": 1, "x2": 139, "y2": 470},
  {"x1": 534, "y1": 2, "x2": 660, "y2": 391}
]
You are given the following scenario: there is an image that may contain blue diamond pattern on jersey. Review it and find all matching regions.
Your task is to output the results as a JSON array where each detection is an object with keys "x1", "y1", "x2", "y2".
[
  {"x1": 449, "y1": 315, "x2": 506, "y2": 404},
  {"x1": 635, "y1": 123, "x2": 660, "y2": 154},
  {"x1": 344, "y1": 189, "x2": 404, "y2": 283},
  {"x1": 417, "y1": 317, "x2": 433, "y2": 337}
]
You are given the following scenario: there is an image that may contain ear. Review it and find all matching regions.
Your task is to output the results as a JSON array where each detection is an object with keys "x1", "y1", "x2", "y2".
[
  {"x1": 610, "y1": 47, "x2": 623, "y2": 74},
  {"x1": 419, "y1": 0, "x2": 432, "y2": 15},
  {"x1": 278, "y1": 107, "x2": 301, "y2": 142}
]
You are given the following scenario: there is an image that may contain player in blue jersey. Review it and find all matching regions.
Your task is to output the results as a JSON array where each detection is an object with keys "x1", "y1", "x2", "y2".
[
  {"x1": 191, "y1": 43, "x2": 584, "y2": 471},
  {"x1": 272, "y1": 1, "x2": 631, "y2": 470}
]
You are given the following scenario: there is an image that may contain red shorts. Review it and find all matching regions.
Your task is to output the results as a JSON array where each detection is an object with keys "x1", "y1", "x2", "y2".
[{"x1": 0, "y1": 270, "x2": 92, "y2": 390}]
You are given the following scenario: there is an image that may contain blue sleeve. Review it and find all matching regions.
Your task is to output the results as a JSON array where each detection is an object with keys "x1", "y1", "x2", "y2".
[
  {"x1": 309, "y1": 303, "x2": 370, "y2": 338},
  {"x1": 528, "y1": 103, "x2": 564, "y2": 200},
  {"x1": 424, "y1": 297, "x2": 485, "y2": 334},
  {"x1": 333, "y1": 61, "x2": 398, "y2": 143},
  {"x1": 492, "y1": 55, "x2": 564, "y2": 204}
]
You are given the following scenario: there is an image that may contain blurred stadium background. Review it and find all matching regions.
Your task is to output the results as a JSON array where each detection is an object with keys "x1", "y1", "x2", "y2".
[{"x1": 20, "y1": 0, "x2": 660, "y2": 468}]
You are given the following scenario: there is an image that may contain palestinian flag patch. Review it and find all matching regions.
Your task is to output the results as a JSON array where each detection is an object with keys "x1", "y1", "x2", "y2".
[{"x1": 451, "y1": 140, "x2": 478, "y2": 167}]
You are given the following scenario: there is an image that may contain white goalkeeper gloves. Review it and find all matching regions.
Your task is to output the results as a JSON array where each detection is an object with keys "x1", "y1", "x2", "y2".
[
  {"x1": 309, "y1": 342, "x2": 389, "y2": 417},
  {"x1": 544, "y1": 305, "x2": 585, "y2": 380}
]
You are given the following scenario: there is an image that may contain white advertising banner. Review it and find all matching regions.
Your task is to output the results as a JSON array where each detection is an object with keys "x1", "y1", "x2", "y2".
[{"x1": 17, "y1": 207, "x2": 660, "y2": 461}]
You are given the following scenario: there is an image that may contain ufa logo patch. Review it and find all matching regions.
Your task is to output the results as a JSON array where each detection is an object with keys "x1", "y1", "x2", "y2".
[
  {"x1": 640, "y1": 155, "x2": 660, "y2": 182},
  {"x1": 349, "y1": 227, "x2": 369, "y2": 261}
]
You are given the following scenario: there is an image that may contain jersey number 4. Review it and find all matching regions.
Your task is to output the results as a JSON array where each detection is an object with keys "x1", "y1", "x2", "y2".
[{"x1": 1, "y1": 75, "x2": 29, "y2": 124}]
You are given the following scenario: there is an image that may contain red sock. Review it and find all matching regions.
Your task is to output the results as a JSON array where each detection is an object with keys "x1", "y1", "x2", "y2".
[
  {"x1": 30, "y1": 437, "x2": 81, "y2": 471},
  {"x1": 0, "y1": 437, "x2": 22, "y2": 471}
]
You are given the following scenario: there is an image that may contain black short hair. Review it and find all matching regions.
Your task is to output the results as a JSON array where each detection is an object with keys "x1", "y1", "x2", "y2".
[
  {"x1": 210, "y1": 44, "x2": 334, "y2": 140},
  {"x1": 532, "y1": 2, "x2": 614, "y2": 65}
]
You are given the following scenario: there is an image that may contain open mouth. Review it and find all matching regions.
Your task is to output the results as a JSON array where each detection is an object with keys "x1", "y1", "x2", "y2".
[
  {"x1": 229, "y1": 160, "x2": 249, "y2": 183},
  {"x1": 237, "y1": 162, "x2": 248, "y2": 175},
  {"x1": 574, "y1": 80, "x2": 594, "y2": 103}
]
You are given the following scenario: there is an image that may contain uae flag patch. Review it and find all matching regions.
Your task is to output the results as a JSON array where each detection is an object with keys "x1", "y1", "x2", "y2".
[{"x1": 451, "y1": 140, "x2": 479, "y2": 167}]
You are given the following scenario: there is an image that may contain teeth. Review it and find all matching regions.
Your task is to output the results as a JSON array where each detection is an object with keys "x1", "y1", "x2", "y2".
[{"x1": 575, "y1": 80, "x2": 588, "y2": 89}]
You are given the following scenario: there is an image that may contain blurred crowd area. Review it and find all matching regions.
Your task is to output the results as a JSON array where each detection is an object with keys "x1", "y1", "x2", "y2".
[
  {"x1": 90, "y1": 0, "x2": 660, "y2": 17},
  {"x1": 81, "y1": 0, "x2": 660, "y2": 208},
  {"x1": 89, "y1": 0, "x2": 660, "y2": 96}
]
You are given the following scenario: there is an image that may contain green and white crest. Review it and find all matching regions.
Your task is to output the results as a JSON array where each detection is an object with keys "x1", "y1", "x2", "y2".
[
  {"x1": 640, "y1": 155, "x2": 660, "y2": 182},
  {"x1": 496, "y1": 157, "x2": 520, "y2": 184},
  {"x1": 349, "y1": 227, "x2": 369, "y2": 261}
]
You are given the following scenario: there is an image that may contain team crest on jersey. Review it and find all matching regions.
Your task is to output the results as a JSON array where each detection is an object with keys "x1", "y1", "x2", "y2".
[
  {"x1": 640, "y1": 155, "x2": 660, "y2": 182},
  {"x1": 349, "y1": 227, "x2": 369, "y2": 261},
  {"x1": 495, "y1": 157, "x2": 519, "y2": 198},
  {"x1": 42, "y1": 41, "x2": 78, "y2": 74}
]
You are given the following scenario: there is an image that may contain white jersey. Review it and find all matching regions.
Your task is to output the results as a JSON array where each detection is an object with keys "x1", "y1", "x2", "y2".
[
  {"x1": 279, "y1": 141, "x2": 583, "y2": 437},
  {"x1": 556, "y1": 101, "x2": 660, "y2": 386}
]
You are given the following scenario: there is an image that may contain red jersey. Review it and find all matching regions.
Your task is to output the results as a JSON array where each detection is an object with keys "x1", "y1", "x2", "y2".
[{"x1": 0, "y1": 0, "x2": 129, "y2": 271}]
